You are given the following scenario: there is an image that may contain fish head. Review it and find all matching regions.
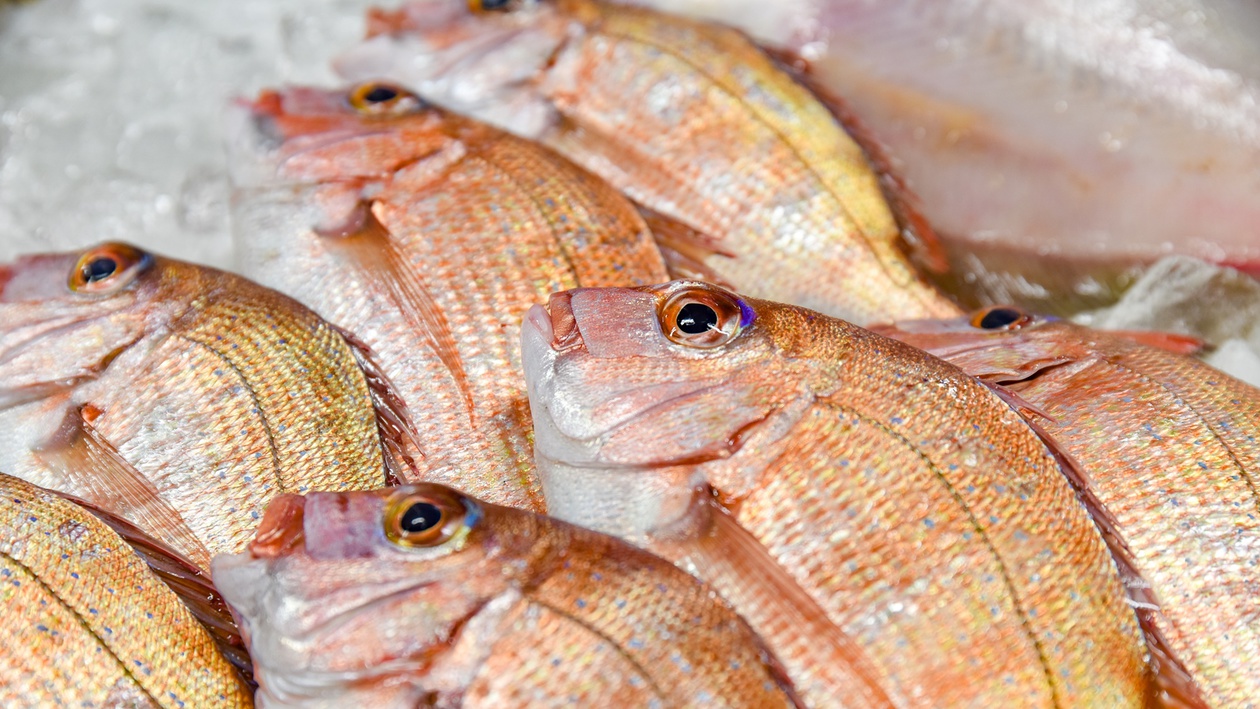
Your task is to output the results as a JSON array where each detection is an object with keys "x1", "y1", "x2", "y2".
[
  {"x1": 211, "y1": 483, "x2": 530, "y2": 701},
  {"x1": 522, "y1": 280, "x2": 858, "y2": 530},
  {"x1": 334, "y1": 0, "x2": 592, "y2": 138},
  {"x1": 869, "y1": 305, "x2": 1087, "y2": 383},
  {"x1": 0, "y1": 242, "x2": 176, "y2": 409}
]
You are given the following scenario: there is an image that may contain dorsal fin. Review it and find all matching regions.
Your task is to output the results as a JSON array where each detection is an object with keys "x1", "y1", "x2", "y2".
[
  {"x1": 67, "y1": 494, "x2": 255, "y2": 687},
  {"x1": 761, "y1": 45, "x2": 950, "y2": 275}
]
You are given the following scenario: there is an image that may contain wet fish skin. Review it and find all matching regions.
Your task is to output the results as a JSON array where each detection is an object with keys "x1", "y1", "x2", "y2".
[
  {"x1": 336, "y1": 0, "x2": 962, "y2": 325},
  {"x1": 0, "y1": 242, "x2": 393, "y2": 571},
  {"x1": 232, "y1": 82, "x2": 669, "y2": 512},
  {"x1": 873, "y1": 306, "x2": 1260, "y2": 707},
  {"x1": 521, "y1": 280, "x2": 1151, "y2": 707},
  {"x1": 0, "y1": 473, "x2": 250, "y2": 708},
  {"x1": 211, "y1": 483, "x2": 801, "y2": 708}
]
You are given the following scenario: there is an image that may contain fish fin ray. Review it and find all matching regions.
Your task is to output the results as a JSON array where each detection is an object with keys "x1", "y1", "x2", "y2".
[
  {"x1": 1014, "y1": 410, "x2": 1209, "y2": 709},
  {"x1": 33, "y1": 407, "x2": 212, "y2": 571},
  {"x1": 319, "y1": 201, "x2": 475, "y2": 420},
  {"x1": 761, "y1": 46, "x2": 950, "y2": 275},
  {"x1": 1103, "y1": 330, "x2": 1206, "y2": 356},
  {"x1": 332, "y1": 323, "x2": 424, "y2": 484},
  {"x1": 633, "y1": 202, "x2": 737, "y2": 286},
  {"x1": 67, "y1": 494, "x2": 255, "y2": 687},
  {"x1": 654, "y1": 495, "x2": 896, "y2": 709}
]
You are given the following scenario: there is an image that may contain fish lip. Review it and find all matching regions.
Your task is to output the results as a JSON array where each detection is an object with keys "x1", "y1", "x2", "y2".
[
  {"x1": 0, "y1": 263, "x2": 11, "y2": 297},
  {"x1": 545, "y1": 291, "x2": 584, "y2": 352},
  {"x1": 249, "y1": 494, "x2": 306, "y2": 559}
]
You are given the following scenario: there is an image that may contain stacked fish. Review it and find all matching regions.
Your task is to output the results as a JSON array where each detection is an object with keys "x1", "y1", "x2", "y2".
[{"x1": 2, "y1": 1, "x2": 1257, "y2": 708}]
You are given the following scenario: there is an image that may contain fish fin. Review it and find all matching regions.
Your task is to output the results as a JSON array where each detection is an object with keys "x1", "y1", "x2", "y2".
[
  {"x1": 980, "y1": 380, "x2": 1059, "y2": 424},
  {"x1": 1017, "y1": 415, "x2": 1209, "y2": 709},
  {"x1": 1104, "y1": 330, "x2": 1207, "y2": 356},
  {"x1": 633, "y1": 202, "x2": 736, "y2": 286},
  {"x1": 332, "y1": 323, "x2": 424, "y2": 485},
  {"x1": 1219, "y1": 259, "x2": 1260, "y2": 280},
  {"x1": 32, "y1": 406, "x2": 212, "y2": 571},
  {"x1": 761, "y1": 46, "x2": 950, "y2": 275},
  {"x1": 318, "y1": 200, "x2": 475, "y2": 421},
  {"x1": 67, "y1": 494, "x2": 255, "y2": 687},
  {"x1": 653, "y1": 494, "x2": 896, "y2": 709}
]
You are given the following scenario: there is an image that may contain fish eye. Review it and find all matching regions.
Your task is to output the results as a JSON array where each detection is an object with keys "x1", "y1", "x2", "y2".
[
  {"x1": 970, "y1": 305, "x2": 1032, "y2": 331},
  {"x1": 384, "y1": 486, "x2": 476, "y2": 549},
  {"x1": 659, "y1": 285, "x2": 751, "y2": 349},
  {"x1": 68, "y1": 243, "x2": 153, "y2": 295},
  {"x1": 468, "y1": 0, "x2": 518, "y2": 12},
  {"x1": 347, "y1": 81, "x2": 424, "y2": 116}
]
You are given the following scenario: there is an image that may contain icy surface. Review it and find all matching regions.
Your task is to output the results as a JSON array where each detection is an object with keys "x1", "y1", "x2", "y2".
[
  {"x1": 1077, "y1": 256, "x2": 1260, "y2": 384},
  {"x1": 0, "y1": 0, "x2": 381, "y2": 269}
]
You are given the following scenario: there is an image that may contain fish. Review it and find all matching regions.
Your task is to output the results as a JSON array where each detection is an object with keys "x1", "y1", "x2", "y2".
[
  {"x1": 334, "y1": 0, "x2": 963, "y2": 325},
  {"x1": 621, "y1": 0, "x2": 1260, "y2": 313},
  {"x1": 0, "y1": 241, "x2": 399, "y2": 572},
  {"x1": 0, "y1": 472, "x2": 251, "y2": 707},
  {"x1": 231, "y1": 81, "x2": 669, "y2": 512},
  {"x1": 520, "y1": 280, "x2": 1154, "y2": 707},
  {"x1": 211, "y1": 482, "x2": 803, "y2": 708},
  {"x1": 872, "y1": 304, "x2": 1260, "y2": 707}
]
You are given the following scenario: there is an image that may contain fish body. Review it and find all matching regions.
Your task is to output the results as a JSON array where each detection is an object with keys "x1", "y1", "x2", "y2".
[
  {"x1": 336, "y1": 0, "x2": 961, "y2": 325},
  {"x1": 521, "y1": 280, "x2": 1150, "y2": 707},
  {"x1": 0, "y1": 473, "x2": 250, "y2": 707},
  {"x1": 625, "y1": 0, "x2": 1260, "y2": 310},
  {"x1": 0, "y1": 242, "x2": 392, "y2": 570},
  {"x1": 232, "y1": 83, "x2": 669, "y2": 512},
  {"x1": 211, "y1": 483, "x2": 800, "y2": 708},
  {"x1": 874, "y1": 306, "x2": 1260, "y2": 706}
]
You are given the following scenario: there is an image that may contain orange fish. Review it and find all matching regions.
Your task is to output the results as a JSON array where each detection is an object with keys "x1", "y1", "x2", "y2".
[
  {"x1": 521, "y1": 280, "x2": 1152, "y2": 707},
  {"x1": 874, "y1": 305, "x2": 1260, "y2": 707},
  {"x1": 0, "y1": 242, "x2": 399, "y2": 571},
  {"x1": 337, "y1": 0, "x2": 962, "y2": 325},
  {"x1": 232, "y1": 81, "x2": 669, "y2": 512},
  {"x1": 0, "y1": 473, "x2": 250, "y2": 707},
  {"x1": 212, "y1": 483, "x2": 802, "y2": 708}
]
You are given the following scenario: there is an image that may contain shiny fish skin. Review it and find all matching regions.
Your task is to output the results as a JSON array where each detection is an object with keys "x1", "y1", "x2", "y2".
[
  {"x1": 0, "y1": 473, "x2": 250, "y2": 708},
  {"x1": 521, "y1": 281, "x2": 1150, "y2": 707},
  {"x1": 232, "y1": 84, "x2": 669, "y2": 512},
  {"x1": 874, "y1": 309, "x2": 1260, "y2": 707},
  {"x1": 336, "y1": 0, "x2": 961, "y2": 325},
  {"x1": 0, "y1": 243, "x2": 391, "y2": 571},
  {"x1": 211, "y1": 483, "x2": 800, "y2": 708}
]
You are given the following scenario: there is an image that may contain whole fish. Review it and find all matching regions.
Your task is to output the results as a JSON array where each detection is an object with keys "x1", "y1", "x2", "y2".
[
  {"x1": 873, "y1": 305, "x2": 1260, "y2": 707},
  {"x1": 624, "y1": 0, "x2": 1260, "y2": 312},
  {"x1": 0, "y1": 473, "x2": 251, "y2": 707},
  {"x1": 212, "y1": 482, "x2": 802, "y2": 708},
  {"x1": 521, "y1": 280, "x2": 1152, "y2": 707},
  {"x1": 335, "y1": 0, "x2": 962, "y2": 325},
  {"x1": 0, "y1": 242, "x2": 398, "y2": 571},
  {"x1": 233, "y1": 81, "x2": 668, "y2": 512}
]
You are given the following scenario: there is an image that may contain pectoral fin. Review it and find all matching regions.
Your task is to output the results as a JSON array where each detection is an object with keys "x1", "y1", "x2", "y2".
[
  {"x1": 32, "y1": 406, "x2": 211, "y2": 571},
  {"x1": 334, "y1": 323, "x2": 423, "y2": 485},
  {"x1": 634, "y1": 203, "x2": 736, "y2": 286}
]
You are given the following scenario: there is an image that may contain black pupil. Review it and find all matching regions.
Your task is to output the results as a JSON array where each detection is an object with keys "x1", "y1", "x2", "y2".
[
  {"x1": 677, "y1": 302, "x2": 719, "y2": 335},
  {"x1": 82, "y1": 257, "x2": 118, "y2": 283},
  {"x1": 482, "y1": 0, "x2": 512, "y2": 9},
  {"x1": 399, "y1": 501, "x2": 442, "y2": 534},
  {"x1": 364, "y1": 86, "x2": 399, "y2": 103},
  {"x1": 978, "y1": 307, "x2": 1022, "y2": 329}
]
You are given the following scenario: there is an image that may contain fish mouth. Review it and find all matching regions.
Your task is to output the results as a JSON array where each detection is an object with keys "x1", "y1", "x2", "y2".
[
  {"x1": 545, "y1": 291, "x2": 583, "y2": 352},
  {"x1": 249, "y1": 494, "x2": 306, "y2": 559}
]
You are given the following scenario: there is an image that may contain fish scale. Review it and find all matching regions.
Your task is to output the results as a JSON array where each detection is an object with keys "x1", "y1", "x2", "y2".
[
  {"x1": 521, "y1": 281, "x2": 1151, "y2": 707},
  {"x1": 0, "y1": 474, "x2": 249, "y2": 708},
  {"x1": 877, "y1": 313, "x2": 1260, "y2": 706},
  {"x1": 0, "y1": 244, "x2": 392, "y2": 573},
  {"x1": 233, "y1": 86, "x2": 669, "y2": 512}
]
